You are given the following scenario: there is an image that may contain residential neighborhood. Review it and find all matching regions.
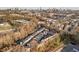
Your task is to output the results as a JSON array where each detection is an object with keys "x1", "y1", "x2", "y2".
[{"x1": 0, "y1": 8, "x2": 79, "y2": 52}]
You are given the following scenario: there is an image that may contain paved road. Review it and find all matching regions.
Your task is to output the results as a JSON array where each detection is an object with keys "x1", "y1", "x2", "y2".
[{"x1": 61, "y1": 44, "x2": 79, "y2": 52}]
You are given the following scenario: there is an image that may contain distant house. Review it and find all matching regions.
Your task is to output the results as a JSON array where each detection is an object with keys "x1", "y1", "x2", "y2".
[
  {"x1": 10, "y1": 14, "x2": 24, "y2": 17},
  {"x1": 14, "y1": 19, "x2": 30, "y2": 24}
]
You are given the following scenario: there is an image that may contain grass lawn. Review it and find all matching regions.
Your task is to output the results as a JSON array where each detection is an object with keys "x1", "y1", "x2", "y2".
[{"x1": 0, "y1": 22, "x2": 12, "y2": 31}]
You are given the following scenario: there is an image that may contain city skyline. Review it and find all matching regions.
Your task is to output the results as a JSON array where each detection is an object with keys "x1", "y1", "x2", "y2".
[{"x1": 0, "y1": 7, "x2": 79, "y2": 10}]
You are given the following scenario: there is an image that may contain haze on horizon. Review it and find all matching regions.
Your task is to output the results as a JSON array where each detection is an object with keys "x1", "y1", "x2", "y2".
[{"x1": 0, "y1": 7, "x2": 79, "y2": 10}]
